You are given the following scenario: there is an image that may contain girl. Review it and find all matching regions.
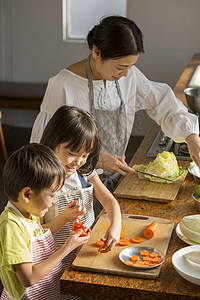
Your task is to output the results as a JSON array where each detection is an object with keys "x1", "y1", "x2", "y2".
[
  {"x1": 31, "y1": 15, "x2": 200, "y2": 192},
  {"x1": 40, "y1": 105, "x2": 121, "y2": 269}
]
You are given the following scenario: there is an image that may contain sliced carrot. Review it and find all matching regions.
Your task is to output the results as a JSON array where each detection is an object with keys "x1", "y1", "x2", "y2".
[
  {"x1": 131, "y1": 237, "x2": 144, "y2": 244},
  {"x1": 118, "y1": 239, "x2": 130, "y2": 246},
  {"x1": 124, "y1": 261, "x2": 135, "y2": 266},
  {"x1": 96, "y1": 240, "x2": 105, "y2": 252},
  {"x1": 72, "y1": 221, "x2": 89, "y2": 237},
  {"x1": 149, "y1": 252, "x2": 158, "y2": 258},
  {"x1": 140, "y1": 250, "x2": 149, "y2": 256},
  {"x1": 151, "y1": 257, "x2": 161, "y2": 264},
  {"x1": 130, "y1": 255, "x2": 139, "y2": 262},
  {"x1": 134, "y1": 261, "x2": 145, "y2": 267},
  {"x1": 120, "y1": 232, "x2": 126, "y2": 239},
  {"x1": 143, "y1": 221, "x2": 158, "y2": 239},
  {"x1": 149, "y1": 263, "x2": 159, "y2": 267},
  {"x1": 98, "y1": 242, "x2": 105, "y2": 253},
  {"x1": 143, "y1": 260, "x2": 152, "y2": 266},
  {"x1": 96, "y1": 240, "x2": 104, "y2": 247},
  {"x1": 142, "y1": 256, "x2": 152, "y2": 262}
]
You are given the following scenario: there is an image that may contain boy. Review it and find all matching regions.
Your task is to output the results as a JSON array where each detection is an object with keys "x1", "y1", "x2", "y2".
[{"x1": 0, "y1": 143, "x2": 90, "y2": 300}]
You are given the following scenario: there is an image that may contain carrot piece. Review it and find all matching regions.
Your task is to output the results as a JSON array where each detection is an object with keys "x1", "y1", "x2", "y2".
[
  {"x1": 134, "y1": 261, "x2": 145, "y2": 267},
  {"x1": 72, "y1": 221, "x2": 89, "y2": 237},
  {"x1": 142, "y1": 256, "x2": 152, "y2": 262},
  {"x1": 98, "y1": 242, "x2": 105, "y2": 252},
  {"x1": 131, "y1": 237, "x2": 144, "y2": 244},
  {"x1": 143, "y1": 260, "x2": 152, "y2": 266},
  {"x1": 124, "y1": 261, "x2": 135, "y2": 266},
  {"x1": 151, "y1": 257, "x2": 161, "y2": 264},
  {"x1": 143, "y1": 221, "x2": 158, "y2": 239},
  {"x1": 117, "y1": 239, "x2": 130, "y2": 246},
  {"x1": 140, "y1": 250, "x2": 149, "y2": 256},
  {"x1": 149, "y1": 252, "x2": 158, "y2": 258},
  {"x1": 130, "y1": 255, "x2": 139, "y2": 262},
  {"x1": 96, "y1": 240, "x2": 104, "y2": 247},
  {"x1": 149, "y1": 263, "x2": 159, "y2": 267},
  {"x1": 72, "y1": 221, "x2": 82, "y2": 232},
  {"x1": 120, "y1": 232, "x2": 126, "y2": 239}
]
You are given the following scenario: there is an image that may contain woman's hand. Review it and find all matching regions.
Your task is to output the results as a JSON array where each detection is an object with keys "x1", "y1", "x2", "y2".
[
  {"x1": 97, "y1": 152, "x2": 136, "y2": 175},
  {"x1": 63, "y1": 200, "x2": 86, "y2": 222},
  {"x1": 186, "y1": 134, "x2": 200, "y2": 168}
]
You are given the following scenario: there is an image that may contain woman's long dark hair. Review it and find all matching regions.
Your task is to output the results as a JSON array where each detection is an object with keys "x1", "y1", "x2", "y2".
[
  {"x1": 87, "y1": 15, "x2": 144, "y2": 60},
  {"x1": 40, "y1": 106, "x2": 101, "y2": 175}
]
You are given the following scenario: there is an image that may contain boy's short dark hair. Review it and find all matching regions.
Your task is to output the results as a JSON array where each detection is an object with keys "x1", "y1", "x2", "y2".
[{"x1": 3, "y1": 143, "x2": 66, "y2": 202}]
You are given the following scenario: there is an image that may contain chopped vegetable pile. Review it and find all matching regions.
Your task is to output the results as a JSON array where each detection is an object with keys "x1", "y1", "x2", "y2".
[
  {"x1": 72, "y1": 221, "x2": 90, "y2": 237},
  {"x1": 138, "y1": 151, "x2": 185, "y2": 183},
  {"x1": 124, "y1": 250, "x2": 161, "y2": 268}
]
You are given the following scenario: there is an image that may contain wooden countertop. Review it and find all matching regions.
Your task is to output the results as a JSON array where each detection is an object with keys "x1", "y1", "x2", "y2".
[{"x1": 60, "y1": 54, "x2": 200, "y2": 299}]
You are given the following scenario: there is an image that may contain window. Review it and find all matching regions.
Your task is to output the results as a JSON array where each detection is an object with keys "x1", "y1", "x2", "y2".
[{"x1": 62, "y1": 0, "x2": 127, "y2": 42}]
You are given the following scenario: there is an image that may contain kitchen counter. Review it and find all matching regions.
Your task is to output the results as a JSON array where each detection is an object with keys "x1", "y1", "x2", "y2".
[{"x1": 60, "y1": 53, "x2": 200, "y2": 299}]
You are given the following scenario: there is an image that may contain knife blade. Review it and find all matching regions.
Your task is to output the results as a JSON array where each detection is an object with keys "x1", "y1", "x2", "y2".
[{"x1": 133, "y1": 169, "x2": 176, "y2": 183}]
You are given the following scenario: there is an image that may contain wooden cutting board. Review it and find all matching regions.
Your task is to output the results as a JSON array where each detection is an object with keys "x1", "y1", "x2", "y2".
[
  {"x1": 72, "y1": 214, "x2": 174, "y2": 279},
  {"x1": 113, "y1": 164, "x2": 188, "y2": 203}
]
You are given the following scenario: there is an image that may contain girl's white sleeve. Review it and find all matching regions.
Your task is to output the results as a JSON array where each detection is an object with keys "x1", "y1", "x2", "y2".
[
  {"x1": 87, "y1": 169, "x2": 97, "y2": 180},
  {"x1": 133, "y1": 67, "x2": 199, "y2": 143}
]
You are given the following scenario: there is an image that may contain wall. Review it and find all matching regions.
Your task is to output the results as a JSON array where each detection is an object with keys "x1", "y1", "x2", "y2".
[{"x1": 0, "y1": 0, "x2": 200, "y2": 135}]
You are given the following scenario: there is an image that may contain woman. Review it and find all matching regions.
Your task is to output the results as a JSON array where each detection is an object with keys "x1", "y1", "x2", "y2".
[{"x1": 30, "y1": 15, "x2": 200, "y2": 192}]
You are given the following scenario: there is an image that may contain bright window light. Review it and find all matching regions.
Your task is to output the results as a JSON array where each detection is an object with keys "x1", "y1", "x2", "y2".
[{"x1": 62, "y1": 0, "x2": 127, "y2": 42}]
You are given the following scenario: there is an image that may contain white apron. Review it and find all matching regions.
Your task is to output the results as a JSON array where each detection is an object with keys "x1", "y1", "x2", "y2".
[
  {"x1": 1, "y1": 203, "x2": 66, "y2": 300},
  {"x1": 86, "y1": 55, "x2": 128, "y2": 191}
]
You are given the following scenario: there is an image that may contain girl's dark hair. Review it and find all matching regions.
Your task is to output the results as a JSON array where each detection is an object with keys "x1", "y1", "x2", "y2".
[
  {"x1": 3, "y1": 143, "x2": 66, "y2": 202},
  {"x1": 40, "y1": 106, "x2": 101, "y2": 175},
  {"x1": 87, "y1": 15, "x2": 144, "y2": 60}
]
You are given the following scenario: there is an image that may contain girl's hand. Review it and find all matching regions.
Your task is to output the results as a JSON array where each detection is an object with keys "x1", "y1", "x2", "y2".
[
  {"x1": 99, "y1": 224, "x2": 121, "y2": 253},
  {"x1": 97, "y1": 152, "x2": 136, "y2": 176},
  {"x1": 63, "y1": 200, "x2": 86, "y2": 222}
]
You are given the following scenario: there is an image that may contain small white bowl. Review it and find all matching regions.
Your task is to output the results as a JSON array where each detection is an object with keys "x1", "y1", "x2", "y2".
[
  {"x1": 192, "y1": 194, "x2": 200, "y2": 211},
  {"x1": 172, "y1": 245, "x2": 200, "y2": 286},
  {"x1": 188, "y1": 164, "x2": 200, "y2": 184},
  {"x1": 180, "y1": 219, "x2": 200, "y2": 244}
]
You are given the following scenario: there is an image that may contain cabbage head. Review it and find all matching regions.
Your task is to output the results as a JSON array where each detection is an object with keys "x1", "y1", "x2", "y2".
[{"x1": 138, "y1": 151, "x2": 185, "y2": 183}]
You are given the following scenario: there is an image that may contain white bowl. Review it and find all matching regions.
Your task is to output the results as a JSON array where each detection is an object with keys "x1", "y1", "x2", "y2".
[
  {"x1": 188, "y1": 163, "x2": 200, "y2": 184},
  {"x1": 176, "y1": 223, "x2": 199, "y2": 246},
  {"x1": 192, "y1": 193, "x2": 200, "y2": 211},
  {"x1": 172, "y1": 245, "x2": 200, "y2": 285},
  {"x1": 180, "y1": 219, "x2": 200, "y2": 244}
]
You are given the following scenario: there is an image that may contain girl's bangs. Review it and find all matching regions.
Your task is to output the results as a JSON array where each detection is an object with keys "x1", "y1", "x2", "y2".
[{"x1": 67, "y1": 132, "x2": 94, "y2": 154}]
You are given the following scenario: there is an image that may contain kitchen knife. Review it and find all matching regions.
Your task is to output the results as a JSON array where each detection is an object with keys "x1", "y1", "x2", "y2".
[{"x1": 133, "y1": 169, "x2": 176, "y2": 183}]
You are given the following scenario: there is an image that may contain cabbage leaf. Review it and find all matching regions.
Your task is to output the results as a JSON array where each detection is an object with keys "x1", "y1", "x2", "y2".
[{"x1": 182, "y1": 215, "x2": 200, "y2": 233}]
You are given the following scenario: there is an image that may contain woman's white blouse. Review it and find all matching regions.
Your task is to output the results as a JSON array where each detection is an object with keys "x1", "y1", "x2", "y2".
[{"x1": 30, "y1": 65, "x2": 199, "y2": 145}]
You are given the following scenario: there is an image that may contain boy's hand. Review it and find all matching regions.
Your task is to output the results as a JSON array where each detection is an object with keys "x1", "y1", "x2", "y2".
[
  {"x1": 63, "y1": 200, "x2": 86, "y2": 221},
  {"x1": 64, "y1": 228, "x2": 91, "y2": 252},
  {"x1": 72, "y1": 220, "x2": 90, "y2": 236}
]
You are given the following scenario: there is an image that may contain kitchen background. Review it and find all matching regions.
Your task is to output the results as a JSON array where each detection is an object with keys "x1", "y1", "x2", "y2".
[
  {"x1": 0, "y1": 0, "x2": 200, "y2": 295},
  {"x1": 1, "y1": 0, "x2": 200, "y2": 136}
]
